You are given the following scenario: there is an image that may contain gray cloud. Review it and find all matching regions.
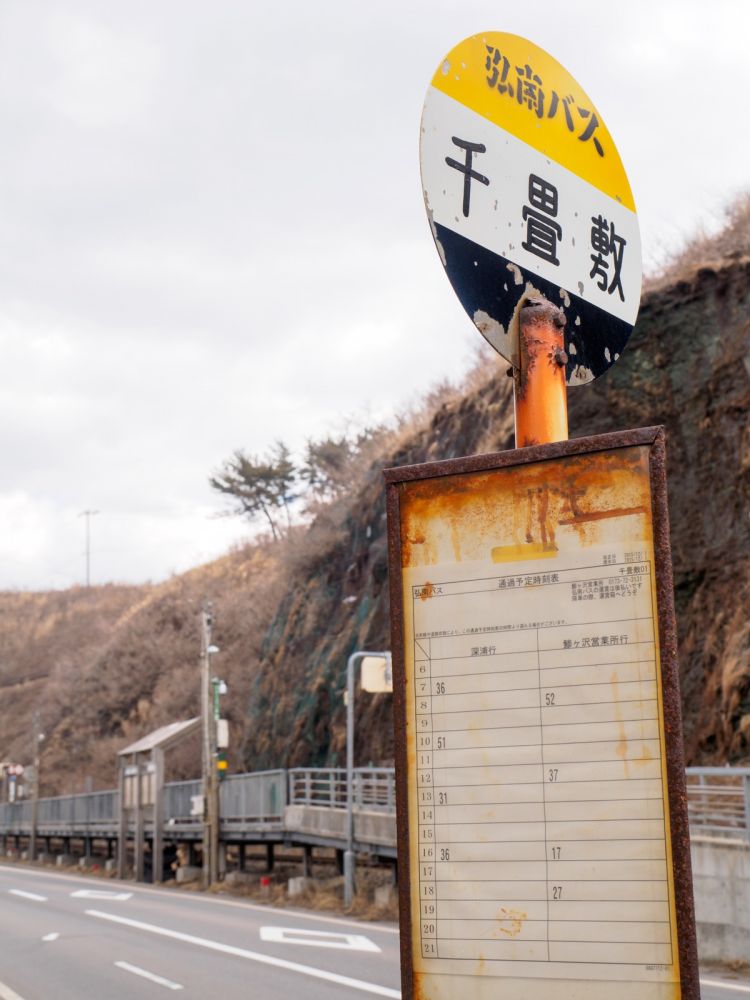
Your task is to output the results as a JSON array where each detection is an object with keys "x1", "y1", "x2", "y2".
[{"x1": 0, "y1": 0, "x2": 747, "y2": 587}]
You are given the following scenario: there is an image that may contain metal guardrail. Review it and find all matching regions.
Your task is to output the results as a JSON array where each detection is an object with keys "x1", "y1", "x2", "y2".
[
  {"x1": 2, "y1": 766, "x2": 748, "y2": 843},
  {"x1": 685, "y1": 766, "x2": 750, "y2": 842},
  {"x1": 353, "y1": 768, "x2": 396, "y2": 811},
  {"x1": 0, "y1": 768, "x2": 380, "y2": 836},
  {"x1": 288, "y1": 768, "x2": 347, "y2": 808},
  {"x1": 162, "y1": 771, "x2": 286, "y2": 832},
  {"x1": 164, "y1": 779, "x2": 201, "y2": 827},
  {"x1": 288, "y1": 767, "x2": 395, "y2": 812},
  {"x1": 220, "y1": 770, "x2": 286, "y2": 826},
  {"x1": 0, "y1": 791, "x2": 118, "y2": 834}
]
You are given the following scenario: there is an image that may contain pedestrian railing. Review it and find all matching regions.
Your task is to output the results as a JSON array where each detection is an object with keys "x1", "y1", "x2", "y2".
[
  {"x1": 288, "y1": 768, "x2": 348, "y2": 809},
  {"x1": 164, "y1": 779, "x2": 202, "y2": 827},
  {"x1": 0, "y1": 791, "x2": 119, "y2": 834},
  {"x1": 685, "y1": 766, "x2": 750, "y2": 842},
  {"x1": 287, "y1": 767, "x2": 395, "y2": 812},
  {"x1": 0, "y1": 800, "x2": 29, "y2": 828},
  {"x1": 220, "y1": 770, "x2": 286, "y2": 827},
  {"x1": 352, "y1": 768, "x2": 396, "y2": 812},
  {"x1": 3, "y1": 766, "x2": 749, "y2": 844}
]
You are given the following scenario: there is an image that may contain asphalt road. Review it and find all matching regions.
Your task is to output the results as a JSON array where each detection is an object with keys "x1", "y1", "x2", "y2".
[
  {"x1": 0, "y1": 864, "x2": 747, "y2": 999},
  {"x1": 0, "y1": 864, "x2": 400, "y2": 999}
]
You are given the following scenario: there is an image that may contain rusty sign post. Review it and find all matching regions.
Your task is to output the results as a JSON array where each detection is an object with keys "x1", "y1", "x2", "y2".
[
  {"x1": 387, "y1": 28, "x2": 699, "y2": 1000},
  {"x1": 515, "y1": 299, "x2": 568, "y2": 448}
]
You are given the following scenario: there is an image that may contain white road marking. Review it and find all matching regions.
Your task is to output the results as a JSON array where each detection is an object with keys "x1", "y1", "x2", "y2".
[
  {"x1": 702, "y1": 979, "x2": 750, "y2": 995},
  {"x1": 0, "y1": 981, "x2": 27, "y2": 1000},
  {"x1": 88, "y1": 910, "x2": 401, "y2": 999},
  {"x1": 42, "y1": 932, "x2": 59, "y2": 942},
  {"x1": 70, "y1": 889, "x2": 132, "y2": 900},
  {"x1": 0, "y1": 864, "x2": 399, "y2": 935},
  {"x1": 261, "y1": 926, "x2": 380, "y2": 952},
  {"x1": 8, "y1": 890, "x2": 46, "y2": 902},
  {"x1": 115, "y1": 962, "x2": 183, "y2": 991}
]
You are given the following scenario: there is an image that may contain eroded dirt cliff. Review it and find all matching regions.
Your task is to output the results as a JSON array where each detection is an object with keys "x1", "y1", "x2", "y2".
[{"x1": 246, "y1": 254, "x2": 750, "y2": 771}]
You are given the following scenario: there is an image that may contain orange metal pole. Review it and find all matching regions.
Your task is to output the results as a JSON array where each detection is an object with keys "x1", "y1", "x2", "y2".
[{"x1": 513, "y1": 297, "x2": 568, "y2": 448}]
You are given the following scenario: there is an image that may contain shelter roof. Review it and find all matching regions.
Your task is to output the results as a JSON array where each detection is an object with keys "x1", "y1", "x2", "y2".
[{"x1": 118, "y1": 717, "x2": 200, "y2": 756}]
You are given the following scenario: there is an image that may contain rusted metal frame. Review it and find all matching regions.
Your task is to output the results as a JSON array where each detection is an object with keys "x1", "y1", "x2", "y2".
[
  {"x1": 384, "y1": 425, "x2": 662, "y2": 487},
  {"x1": 385, "y1": 477, "x2": 415, "y2": 999},
  {"x1": 647, "y1": 427, "x2": 700, "y2": 1000},
  {"x1": 385, "y1": 426, "x2": 698, "y2": 1000}
]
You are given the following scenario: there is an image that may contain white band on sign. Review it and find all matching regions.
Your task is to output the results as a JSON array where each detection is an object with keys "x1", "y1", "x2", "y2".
[{"x1": 420, "y1": 32, "x2": 642, "y2": 384}]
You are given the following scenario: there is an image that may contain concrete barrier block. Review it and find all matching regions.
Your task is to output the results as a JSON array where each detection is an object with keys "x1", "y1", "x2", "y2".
[
  {"x1": 175, "y1": 865, "x2": 201, "y2": 883},
  {"x1": 691, "y1": 837, "x2": 750, "y2": 963},
  {"x1": 56, "y1": 854, "x2": 75, "y2": 866},
  {"x1": 284, "y1": 804, "x2": 346, "y2": 839},
  {"x1": 224, "y1": 870, "x2": 254, "y2": 887},
  {"x1": 374, "y1": 884, "x2": 394, "y2": 907},
  {"x1": 283, "y1": 804, "x2": 397, "y2": 848},
  {"x1": 355, "y1": 811, "x2": 397, "y2": 848},
  {"x1": 287, "y1": 876, "x2": 313, "y2": 897}
]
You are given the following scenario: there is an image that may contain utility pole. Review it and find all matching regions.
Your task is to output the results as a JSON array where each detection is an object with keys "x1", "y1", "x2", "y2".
[
  {"x1": 29, "y1": 711, "x2": 42, "y2": 862},
  {"x1": 200, "y1": 602, "x2": 219, "y2": 887},
  {"x1": 78, "y1": 509, "x2": 99, "y2": 587}
]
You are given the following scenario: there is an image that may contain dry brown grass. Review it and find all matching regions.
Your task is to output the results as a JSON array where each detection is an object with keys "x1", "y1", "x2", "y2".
[
  {"x1": 0, "y1": 538, "x2": 288, "y2": 793},
  {"x1": 645, "y1": 191, "x2": 750, "y2": 292},
  {"x1": 209, "y1": 866, "x2": 398, "y2": 923}
]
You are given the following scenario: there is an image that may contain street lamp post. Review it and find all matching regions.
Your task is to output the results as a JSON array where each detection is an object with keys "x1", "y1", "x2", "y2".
[
  {"x1": 344, "y1": 649, "x2": 391, "y2": 908},
  {"x1": 200, "y1": 603, "x2": 220, "y2": 887}
]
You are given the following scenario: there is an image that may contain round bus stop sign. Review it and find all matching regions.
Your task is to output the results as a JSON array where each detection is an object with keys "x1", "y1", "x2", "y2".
[{"x1": 420, "y1": 32, "x2": 641, "y2": 384}]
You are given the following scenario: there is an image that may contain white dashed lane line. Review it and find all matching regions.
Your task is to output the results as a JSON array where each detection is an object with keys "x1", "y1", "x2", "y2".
[
  {"x1": 0, "y1": 980, "x2": 27, "y2": 1000},
  {"x1": 115, "y1": 962, "x2": 184, "y2": 991},
  {"x1": 7, "y1": 890, "x2": 46, "y2": 902},
  {"x1": 88, "y1": 910, "x2": 401, "y2": 998}
]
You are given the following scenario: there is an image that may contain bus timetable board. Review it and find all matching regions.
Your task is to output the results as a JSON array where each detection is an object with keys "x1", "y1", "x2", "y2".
[{"x1": 385, "y1": 428, "x2": 698, "y2": 1000}]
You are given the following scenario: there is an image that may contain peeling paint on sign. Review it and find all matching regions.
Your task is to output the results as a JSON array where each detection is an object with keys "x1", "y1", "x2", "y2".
[{"x1": 419, "y1": 32, "x2": 642, "y2": 384}]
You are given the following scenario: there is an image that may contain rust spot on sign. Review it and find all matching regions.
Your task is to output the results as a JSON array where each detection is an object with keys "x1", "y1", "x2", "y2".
[
  {"x1": 612, "y1": 670, "x2": 629, "y2": 770},
  {"x1": 413, "y1": 970, "x2": 429, "y2": 1000},
  {"x1": 400, "y1": 446, "x2": 652, "y2": 569},
  {"x1": 635, "y1": 742, "x2": 655, "y2": 765},
  {"x1": 496, "y1": 906, "x2": 527, "y2": 937},
  {"x1": 558, "y1": 504, "x2": 647, "y2": 524}
]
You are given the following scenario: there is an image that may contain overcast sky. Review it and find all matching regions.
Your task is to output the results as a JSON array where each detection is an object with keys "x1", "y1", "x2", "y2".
[{"x1": 0, "y1": 1, "x2": 747, "y2": 590}]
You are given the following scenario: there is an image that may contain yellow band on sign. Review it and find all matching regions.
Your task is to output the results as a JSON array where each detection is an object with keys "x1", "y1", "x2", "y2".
[{"x1": 431, "y1": 32, "x2": 635, "y2": 211}]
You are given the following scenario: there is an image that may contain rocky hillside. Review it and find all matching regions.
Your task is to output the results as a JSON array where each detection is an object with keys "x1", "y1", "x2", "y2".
[
  {"x1": 249, "y1": 250, "x2": 750, "y2": 772},
  {"x1": 1, "y1": 220, "x2": 749, "y2": 793},
  {"x1": 0, "y1": 546, "x2": 286, "y2": 793}
]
